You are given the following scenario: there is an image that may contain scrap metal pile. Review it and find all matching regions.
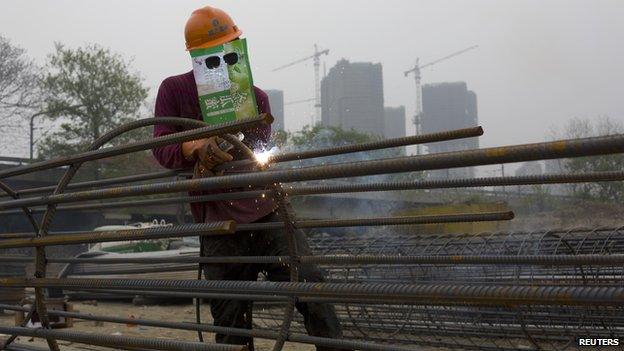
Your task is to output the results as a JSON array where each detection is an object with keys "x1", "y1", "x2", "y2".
[{"x1": 0, "y1": 113, "x2": 623, "y2": 350}]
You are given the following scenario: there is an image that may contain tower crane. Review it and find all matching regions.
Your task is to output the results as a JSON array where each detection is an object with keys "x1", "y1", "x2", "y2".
[
  {"x1": 284, "y1": 97, "x2": 316, "y2": 106},
  {"x1": 404, "y1": 45, "x2": 478, "y2": 155},
  {"x1": 273, "y1": 44, "x2": 329, "y2": 125}
]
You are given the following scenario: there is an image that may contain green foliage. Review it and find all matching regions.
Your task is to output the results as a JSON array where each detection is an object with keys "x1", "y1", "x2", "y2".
[
  {"x1": 270, "y1": 129, "x2": 290, "y2": 148},
  {"x1": 277, "y1": 124, "x2": 420, "y2": 182},
  {"x1": 37, "y1": 43, "x2": 150, "y2": 179},
  {"x1": 0, "y1": 35, "x2": 40, "y2": 152},
  {"x1": 289, "y1": 124, "x2": 378, "y2": 147},
  {"x1": 554, "y1": 116, "x2": 624, "y2": 202}
]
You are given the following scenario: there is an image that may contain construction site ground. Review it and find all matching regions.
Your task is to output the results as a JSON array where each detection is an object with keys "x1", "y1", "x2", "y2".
[
  {"x1": 0, "y1": 301, "x2": 446, "y2": 351},
  {"x1": 0, "y1": 300, "x2": 313, "y2": 350}
]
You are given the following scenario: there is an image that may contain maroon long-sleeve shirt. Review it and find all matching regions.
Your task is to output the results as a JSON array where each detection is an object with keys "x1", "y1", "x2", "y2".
[{"x1": 152, "y1": 71, "x2": 275, "y2": 224}]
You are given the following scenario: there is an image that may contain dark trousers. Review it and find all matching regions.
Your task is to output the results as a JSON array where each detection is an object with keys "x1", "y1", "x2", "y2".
[{"x1": 201, "y1": 212, "x2": 347, "y2": 351}]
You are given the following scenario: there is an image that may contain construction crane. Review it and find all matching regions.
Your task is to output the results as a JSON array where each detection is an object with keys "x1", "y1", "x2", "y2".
[
  {"x1": 404, "y1": 45, "x2": 478, "y2": 155},
  {"x1": 273, "y1": 44, "x2": 329, "y2": 125},
  {"x1": 284, "y1": 97, "x2": 316, "y2": 106}
]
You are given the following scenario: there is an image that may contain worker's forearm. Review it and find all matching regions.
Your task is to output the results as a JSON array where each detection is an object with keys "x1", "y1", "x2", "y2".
[{"x1": 152, "y1": 143, "x2": 195, "y2": 170}]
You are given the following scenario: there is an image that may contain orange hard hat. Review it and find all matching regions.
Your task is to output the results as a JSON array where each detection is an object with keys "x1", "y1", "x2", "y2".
[{"x1": 184, "y1": 6, "x2": 242, "y2": 51}]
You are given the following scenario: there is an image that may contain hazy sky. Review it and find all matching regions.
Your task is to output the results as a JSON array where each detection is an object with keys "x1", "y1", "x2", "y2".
[{"x1": 1, "y1": 0, "x2": 623, "y2": 155}]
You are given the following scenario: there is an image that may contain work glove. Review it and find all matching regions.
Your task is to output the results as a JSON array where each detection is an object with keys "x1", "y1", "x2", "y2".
[{"x1": 182, "y1": 137, "x2": 233, "y2": 177}]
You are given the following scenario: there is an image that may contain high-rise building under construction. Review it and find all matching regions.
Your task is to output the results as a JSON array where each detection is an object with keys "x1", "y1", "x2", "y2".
[
  {"x1": 321, "y1": 59, "x2": 384, "y2": 136},
  {"x1": 422, "y1": 82, "x2": 479, "y2": 179},
  {"x1": 384, "y1": 106, "x2": 406, "y2": 139},
  {"x1": 264, "y1": 89, "x2": 285, "y2": 131}
]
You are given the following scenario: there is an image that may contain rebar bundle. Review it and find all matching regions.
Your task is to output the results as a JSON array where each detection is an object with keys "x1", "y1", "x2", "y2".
[{"x1": 0, "y1": 114, "x2": 623, "y2": 351}]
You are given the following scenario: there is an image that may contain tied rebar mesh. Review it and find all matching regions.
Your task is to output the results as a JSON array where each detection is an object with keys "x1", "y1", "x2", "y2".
[
  {"x1": 254, "y1": 227, "x2": 624, "y2": 349},
  {"x1": 0, "y1": 114, "x2": 623, "y2": 351}
]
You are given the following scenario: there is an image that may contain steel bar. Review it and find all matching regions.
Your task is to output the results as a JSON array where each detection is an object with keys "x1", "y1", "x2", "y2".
[
  {"x1": 265, "y1": 183, "x2": 299, "y2": 351},
  {"x1": 0, "y1": 233, "x2": 37, "y2": 239},
  {"x1": 271, "y1": 126, "x2": 484, "y2": 163},
  {"x1": 66, "y1": 289, "x2": 289, "y2": 302},
  {"x1": 2, "y1": 170, "x2": 623, "y2": 216},
  {"x1": 0, "y1": 212, "x2": 514, "y2": 241},
  {"x1": 215, "y1": 126, "x2": 485, "y2": 171},
  {"x1": 0, "y1": 114, "x2": 271, "y2": 179},
  {"x1": 62, "y1": 288, "x2": 442, "y2": 305},
  {"x1": 0, "y1": 326, "x2": 245, "y2": 351},
  {"x1": 0, "y1": 191, "x2": 268, "y2": 215},
  {"x1": 3, "y1": 115, "x2": 624, "y2": 351},
  {"x1": 237, "y1": 211, "x2": 514, "y2": 231},
  {"x1": 0, "y1": 304, "x2": 415, "y2": 351},
  {"x1": 5, "y1": 345, "x2": 48, "y2": 351},
  {"x1": 5, "y1": 226, "x2": 624, "y2": 348},
  {"x1": 21, "y1": 112, "x2": 196, "y2": 350},
  {"x1": 0, "y1": 180, "x2": 40, "y2": 235},
  {"x1": 288, "y1": 170, "x2": 624, "y2": 195},
  {"x1": 0, "y1": 169, "x2": 181, "y2": 199},
  {"x1": 1, "y1": 133, "x2": 623, "y2": 210},
  {"x1": 3, "y1": 253, "x2": 624, "y2": 266},
  {"x1": 0, "y1": 221, "x2": 235, "y2": 249},
  {"x1": 255, "y1": 227, "x2": 624, "y2": 346},
  {"x1": 4, "y1": 278, "x2": 624, "y2": 306}
]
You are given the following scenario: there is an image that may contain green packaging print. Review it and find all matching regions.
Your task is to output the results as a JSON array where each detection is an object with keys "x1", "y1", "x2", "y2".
[{"x1": 190, "y1": 38, "x2": 258, "y2": 125}]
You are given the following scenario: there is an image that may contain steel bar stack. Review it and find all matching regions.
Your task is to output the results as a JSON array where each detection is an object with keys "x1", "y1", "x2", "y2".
[
  {"x1": 0, "y1": 114, "x2": 623, "y2": 351},
  {"x1": 254, "y1": 227, "x2": 624, "y2": 349}
]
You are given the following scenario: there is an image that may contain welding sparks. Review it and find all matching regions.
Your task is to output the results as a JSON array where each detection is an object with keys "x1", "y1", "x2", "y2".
[{"x1": 254, "y1": 147, "x2": 278, "y2": 166}]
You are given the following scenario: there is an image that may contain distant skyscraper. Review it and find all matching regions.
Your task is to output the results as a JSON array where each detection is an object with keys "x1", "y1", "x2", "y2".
[
  {"x1": 422, "y1": 82, "x2": 479, "y2": 179},
  {"x1": 265, "y1": 89, "x2": 284, "y2": 131},
  {"x1": 321, "y1": 59, "x2": 384, "y2": 136},
  {"x1": 384, "y1": 106, "x2": 406, "y2": 139}
]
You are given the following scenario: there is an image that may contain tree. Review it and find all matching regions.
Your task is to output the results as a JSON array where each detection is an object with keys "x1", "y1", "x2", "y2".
[
  {"x1": 0, "y1": 35, "x2": 40, "y2": 154},
  {"x1": 551, "y1": 116, "x2": 624, "y2": 202},
  {"x1": 270, "y1": 129, "x2": 289, "y2": 148},
  {"x1": 38, "y1": 43, "x2": 149, "y2": 179},
  {"x1": 279, "y1": 124, "x2": 420, "y2": 182},
  {"x1": 289, "y1": 124, "x2": 379, "y2": 148}
]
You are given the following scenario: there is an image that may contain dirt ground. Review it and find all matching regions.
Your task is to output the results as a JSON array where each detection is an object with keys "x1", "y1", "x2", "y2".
[{"x1": 0, "y1": 301, "x2": 315, "y2": 351}]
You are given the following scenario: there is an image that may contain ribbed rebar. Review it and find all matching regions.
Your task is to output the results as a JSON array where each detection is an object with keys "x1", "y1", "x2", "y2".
[
  {"x1": 2, "y1": 113, "x2": 624, "y2": 351},
  {"x1": 0, "y1": 126, "x2": 481, "y2": 199},
  {"x1": 0, "y1": 180, "x2": 40, "y2": 233},
  {"x1": 0, "y1": 304, "x2": 415, "y2": 351},
  {"x1": 1, "y1": 133, "x2": 623, "y2": 210},
  {"x1": 288, "y1": 170, "x2": 624, "y2": 195},
  {"x1": 271, "y1": 126, "x2": 484, "y2": 163},
  {"x1": 2, "y1": 170, "x2": 623, "y2": 216},
  {"x1": 215, "y1": 126, "x2": 485, "y2": 171},
  {"x1": 0, "y1": 169, "x2": 181, "y2": 199},
  {"x1": 0, "y1": 191, "x2": 268, "y2": 215},
  {"x1": 0, "y1": 326, "x2": 245, "y2": 351},
  {"x1": 238, "y1": 211, "x2": 514, "y2": 231},
  {"x1": 256, "y1": 227, "x2": 624, "y2": 347},
  {"x1": 1, "y1": 252, "x2": 621, "y2": 266},
  {"x1": 0, "y1": 114, "x2": 271, "y2": 180},
  {"x1": 269, "y1": 183, "x2": 299, "y2": 351},
  {"x1": 3, "y1": 278, "x2": 623, "y2": 306},
  {"x1": 0, "y1": 212, "x2": 514, "y2": 243},
  {"x1": 0, "y1": 221, "x2": 235, "y2": 249}
]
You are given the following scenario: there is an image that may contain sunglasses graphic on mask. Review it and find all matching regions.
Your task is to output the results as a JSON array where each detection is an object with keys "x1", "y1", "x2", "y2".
[{"x1": 204, "y1": 53, "x2": 239, "y2": 69}]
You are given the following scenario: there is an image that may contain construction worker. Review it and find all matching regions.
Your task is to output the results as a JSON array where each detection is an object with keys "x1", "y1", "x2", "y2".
[{"x1": 152, "y1": 6, "x2": 348, "y2": 351}]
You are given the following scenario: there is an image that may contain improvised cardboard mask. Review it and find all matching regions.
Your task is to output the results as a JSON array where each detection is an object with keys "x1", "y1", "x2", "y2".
[{"x1": 190, "y1": 38, "x2": 258, "y2": 125}]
